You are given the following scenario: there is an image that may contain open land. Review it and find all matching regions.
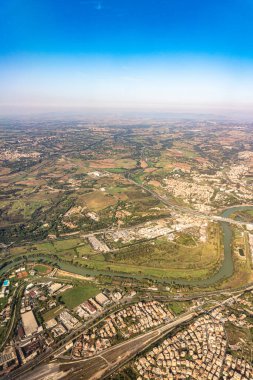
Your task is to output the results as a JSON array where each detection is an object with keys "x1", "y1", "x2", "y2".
[{"x1": 0, "y1": 118, "x2": 253, "y2": 379}]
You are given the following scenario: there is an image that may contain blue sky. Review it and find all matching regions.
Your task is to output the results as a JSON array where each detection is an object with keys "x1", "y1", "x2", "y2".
[{"x1": 1, "y1": 0, "x2": 253, "y2": 113}]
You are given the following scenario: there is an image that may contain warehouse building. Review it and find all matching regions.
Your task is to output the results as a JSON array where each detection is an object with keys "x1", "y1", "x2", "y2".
[
  {"x1": 95, "y1": 292, "x2": 110, "y2": 307},
  {"x1": 21, "y1": 310, "x2": 38, "y2": 336}
]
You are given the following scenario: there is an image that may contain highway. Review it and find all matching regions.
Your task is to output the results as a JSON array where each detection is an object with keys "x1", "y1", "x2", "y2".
[
  {"x1": 1, "y1": 176, "x2": 252, "y2": 378},
  {"x1": 18, "y1": 287, "x2": 245, "y2": 380},
  {"x1": 4, "y1": 280, "x2": 253, "y2": 380},
  {"x1": 17, "y1": 311, "x2": 197, "y2": 380},
  {"x1": 126, "y1": 175, "x2": 253, "y2": 229},
  {"x1": 1, "y1": 296, "x2": 145, "y2": 380},
  {"x1": 62, "y1": 175, "x2": 252, "y2": 241}
]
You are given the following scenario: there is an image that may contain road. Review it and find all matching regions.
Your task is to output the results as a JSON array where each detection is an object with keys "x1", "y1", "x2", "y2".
[
  {"x1": 80, "y1": 214, "x2": 172, "y2": 239},
  {"x1": 1, "y1": 177, "x2": 252, "y2": 377},
  {"x1": 17, "y1": 311, "x2": 197, "y2": 380},
  {"x1": 126, "y1": 176, "x2": 253, "y2": 228},
  {"x1": 57, "y1": 175, "x2": 253, "y2": 240},
  {"x1": 4, "y1": 281, "x2": 253, "y2": 380},
  {"x1": 0, "y1": 284, "x2": 24, "y2": 351},
  {"x1": 1, "y1": 296, "x2": 142, "y2": 380}
]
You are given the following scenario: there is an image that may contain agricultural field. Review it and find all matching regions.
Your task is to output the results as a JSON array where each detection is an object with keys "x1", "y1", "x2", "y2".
[{"x1": 0, "y1": 120, "x2": 253, "y2": 287}]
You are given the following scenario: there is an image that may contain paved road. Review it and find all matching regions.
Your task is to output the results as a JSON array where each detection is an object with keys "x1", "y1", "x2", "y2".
[
  {"x1": 0, "y1": 284, "x2": 24, "y2": 351},
  {"x1": 2, "y1": 297, "x2": 141, "y2": 380},
  {"x1": 16, "y1": 287, "x2": 246, "y2": 380},
  {"x1": 17, "y1": 311, "x2": 196, "y2": 380},
  {"x1": 126, "y1": 176, "x2": 253, "y2": 228},
  {"x1": 4, "y1": 282, "x2": 253, "y2": 380},
  {"x1": 56, "y1": 176, "x2": 253, "y2": 240}
]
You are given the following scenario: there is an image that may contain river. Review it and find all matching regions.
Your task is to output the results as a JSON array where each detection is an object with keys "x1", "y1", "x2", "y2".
[{"x1": 1, "y1": 205, "x2": 253, "y2": 287}]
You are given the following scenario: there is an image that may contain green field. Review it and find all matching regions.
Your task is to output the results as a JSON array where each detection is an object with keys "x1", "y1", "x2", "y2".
[
  {"x1": 106, "y1": 168, "x2": 126, "y2": 173},
  {"x1": 98, "y1": 228, "x2": 220, "y2": 275},
  {"x1": 72, "y1": 225, "x2": 221, "y2": 280},
  {"x1": 42, "y1": 305, "x2": 65, "y2": 322},
  {"x1": 8, "y1": 199, "x2": 50, "y2": 218},
  {"x1": 76, "y1": 243, "x2": 95, "y2": 256},
  {"x1": 33, "y1": 264, "x2": 49, "y2": 273},
  {"x1": 76, "y1": 255, "x2": 213, "y2": 280},
  {"x1": 58, "y1": 284, "x2": 99, "y2": 309},
  {"x1": 0, "y1": 297, "x2": 8, "y2": 312},
  {"x1": 167, "y1": 301, "x2": 192, "y2": 315},
  {"x1": 12, "y1": 238, "x2": 84, "y2": 257},
  {"x1": 10, "y1": 246, "x2": 28, "y2": 255},
  {"x1": 33, "y1": 241, "x2": 55, "y2": 253},
  {"x1": 8, "y1": 223, "x2": 221, "y2": 281},
  {"x1": 53, "y1": 238, "x2": 82, "y2": 251}
]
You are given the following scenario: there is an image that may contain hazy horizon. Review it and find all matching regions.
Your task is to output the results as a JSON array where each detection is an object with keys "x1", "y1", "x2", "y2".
[{"x1": 1, "y1": 107, "x2": 253, "y2": 124}]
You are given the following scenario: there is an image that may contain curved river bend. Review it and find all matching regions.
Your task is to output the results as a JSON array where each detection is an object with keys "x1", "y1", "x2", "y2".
[
  {"x1": 1, "y1": 206, "x2": 253, "y2": 287},
  {"x1": 185, "y1": 205, "x2": 253, "y2": 287}
]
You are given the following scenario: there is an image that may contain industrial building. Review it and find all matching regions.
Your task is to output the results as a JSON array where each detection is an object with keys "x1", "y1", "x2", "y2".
[{"x1": 21, "y1": 310, "x2": 38, "y2": 336}]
